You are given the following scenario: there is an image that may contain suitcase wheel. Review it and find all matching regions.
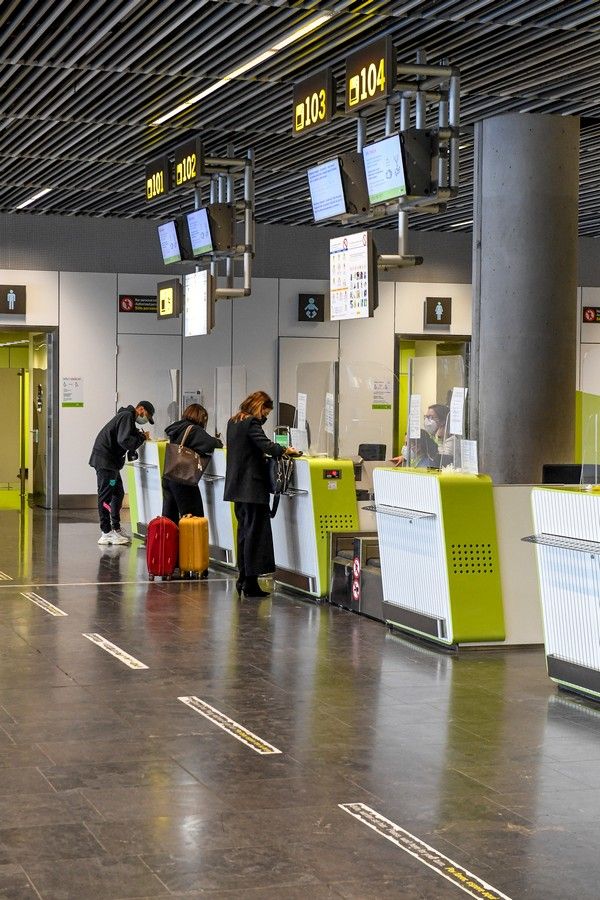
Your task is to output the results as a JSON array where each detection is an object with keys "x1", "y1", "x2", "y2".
[
  {"x1": 148, "y1": 574, "x2": 155, "y2": 581},
  {"x1": 165, "y1": 575, "x2": 171, "y2": 581},
  {"x1": 201, "y1": 569, "x2": 209, "y2": 579}
]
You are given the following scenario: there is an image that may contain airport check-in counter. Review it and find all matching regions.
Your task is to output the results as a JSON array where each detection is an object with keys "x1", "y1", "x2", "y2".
[
  {"x1": 528, "y1": 487, "x2": 600, "y2": 700},
  {"x1": 372, "y1": 468, "x2": 505, "y2": 647},
  {"x1": 198, "y1": 448, "x2": 237, "y2": 568},
  {"x1": 126, "y1": 440, "x2": 167, "y2": 538},
  {"x1": 271, "y1": 457, "x2": 359, "y2": 600},
  {"x1": 126, "y1": 444, "x2": 237, "y2": 568}
]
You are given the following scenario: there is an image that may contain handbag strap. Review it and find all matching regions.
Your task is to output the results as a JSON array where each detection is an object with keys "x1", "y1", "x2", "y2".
[{"x1": 179, "y1": 425, "x2": 194, "y2": 449}]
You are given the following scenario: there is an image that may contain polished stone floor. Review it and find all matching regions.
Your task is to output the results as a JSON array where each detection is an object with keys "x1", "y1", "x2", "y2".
[{"x1": 0, "y1": 507, "x2": 600, "y2": 898}]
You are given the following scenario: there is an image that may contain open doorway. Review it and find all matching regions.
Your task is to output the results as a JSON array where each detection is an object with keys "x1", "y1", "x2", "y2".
[
  {"x1": 0, "y1": 329, "x2": 57, "y2": 510},
  {"x1": 395, "y1": 335, "x2": 471, "y2": 455}
]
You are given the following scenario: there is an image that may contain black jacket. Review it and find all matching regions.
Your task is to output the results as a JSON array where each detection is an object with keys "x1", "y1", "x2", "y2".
[
  {"x1": 223, "y1": 416, "x2": 284, "y2": 504},
  {"x1": 89, "y1": 405, "x2": 146, "y2": 471},
  {"x1": 164, "y1": 418, "x2": 223, "y2": 457}
]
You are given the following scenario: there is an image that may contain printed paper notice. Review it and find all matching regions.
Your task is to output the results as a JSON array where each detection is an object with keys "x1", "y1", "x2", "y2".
[
  {"x1": 329, "y1": 231, "x2": 371, "y2": 320},
  {"x1": 325, "y1": 392, "x2": 335, "y2": 435},
  {"x1": 461, "y1": 440, "x2": 479, "y2": 474},
  {"x1": 408, "y1": 394, "x2": 421, "y2": 439},
  {"x1": 296, "y1": 392, "x2": 307, "y2": 431},
  {"x1": 62, "y1": 376, "x2": 83, "y2": 408},
  {"x1": 449, "y1": 387, "x2": 467, "y2": 435},
  {"x1": 372, "y1": 380, "x2": 392, "y2": 410}
]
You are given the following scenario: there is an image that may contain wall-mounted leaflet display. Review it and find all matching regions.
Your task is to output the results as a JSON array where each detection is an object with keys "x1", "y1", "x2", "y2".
[
  {"x1": 329, "y1": 230, "x2": 377, "y2": 321},
  {"x1": 157, "y1": 279, "x2": 183, "y2": 319},
  {"x1": 157, "y1": 220, "x2": 183, "y2": 265},
  {"x1": 308, "y1": 158, "x2": 346, "y2": 222},
  {"x1": 362, "y1": 133, "x2": 407, "y2": 204},
  {"x1": 186, "y1": 208, "x2": 213, "y2": 257},
  {"x1": 184, "y1": 270, "x2": 215, "y2": 336}
]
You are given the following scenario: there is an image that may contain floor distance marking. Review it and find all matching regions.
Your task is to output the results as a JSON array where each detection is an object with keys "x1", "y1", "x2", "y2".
[
  {"x1": 20, "y1": 591, "x2": 68, "y2": 617},
  {"x1": 178, "y1": 696, "x2": 282, "y2": 755},
  {"x1": 82, "y1": 633, "x2": 148, "y2": 669},
  {"x1": 0, "y1": 571, "x2": 13, "y2": 581},
  {"x1": 339, "y1": 803, "x2": 512, "y2": 900}
]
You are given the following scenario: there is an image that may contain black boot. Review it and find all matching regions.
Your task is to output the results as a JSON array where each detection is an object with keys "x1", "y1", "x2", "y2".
[
  {"x1": 242, "y1": 577, "x2": 270, "y2": 598},
  {"x1": 235, "y1": 574, "x2": 245, "y2": 596}
]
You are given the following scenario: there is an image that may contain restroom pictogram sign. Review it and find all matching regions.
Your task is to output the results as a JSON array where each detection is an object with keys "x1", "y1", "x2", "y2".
[{"x1": 1, "y1": 285, "x2": 26, "y2": 315}]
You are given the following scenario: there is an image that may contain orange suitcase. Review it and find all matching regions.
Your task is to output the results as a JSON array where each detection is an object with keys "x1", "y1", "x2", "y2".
[{"x1": 178, "y1": 515, "x2": 209, "y2": 579}]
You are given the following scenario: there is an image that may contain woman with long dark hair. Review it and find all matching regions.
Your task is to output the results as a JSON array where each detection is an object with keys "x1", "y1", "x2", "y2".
[
  {"x1": 162, "y1": 403, "x2": 222, "y2": 522},
  {"x1": 224, "y1": 391, "x2": 297, "y2": 598}
]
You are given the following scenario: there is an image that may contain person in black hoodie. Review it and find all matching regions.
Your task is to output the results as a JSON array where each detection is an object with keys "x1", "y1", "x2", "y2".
[
  {"x1": 162, "y1": 403, "x2": 223, "y2": 522},
  {"x1": 89, "y1": 401, "x2": 155, "y2": 545}
]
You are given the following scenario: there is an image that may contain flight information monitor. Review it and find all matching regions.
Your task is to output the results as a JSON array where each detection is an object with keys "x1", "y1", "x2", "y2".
[
  {"x1": 157, "y1": 220, "x2": 182, "y2": 265},
  {"x1": 186, "y1": 208, "x2": 213, "y2": 257},
  {"x1": 362, "y1": 133, "x2": 407, "y2": 204},
  {"x1": 307, "y1": 158, "x2": 346, "y2": 222},
  {"x1": 329, "y1": 230, "x2": 376, "y2": 320},
  {"x1": 184, "y1": 270, "x2": 214, "y2": 336}
]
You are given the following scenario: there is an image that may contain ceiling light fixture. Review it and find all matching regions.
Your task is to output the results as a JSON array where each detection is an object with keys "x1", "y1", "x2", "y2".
[
  {"x1": 150, "y1": 12, "x2": 333, "y2": 126},
  {"x1": 15, "y1": 188, "x2": 52, "y2": 209}
]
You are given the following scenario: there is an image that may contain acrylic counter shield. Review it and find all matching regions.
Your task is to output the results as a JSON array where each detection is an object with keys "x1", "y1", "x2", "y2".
[
  {"x1": 529, "y1": 486, "x2": 600, "y2": 701},
  {"x1": 272, "y1": 457, "x2": 359, "y2": 599},
  {"x1": 373, "y1": 468, "x2": 505, "y2": 646}
]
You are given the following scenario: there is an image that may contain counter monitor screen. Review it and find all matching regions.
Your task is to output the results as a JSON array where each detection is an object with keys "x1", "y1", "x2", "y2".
[
  {"x1": 186, "y1": 208, "x2": 213, "y2": 257},
  {"x1": 307, "y1": 158, "x2": 347, "y2": 222},
  {"x1": 157, "y1": 220, "x2": 182, "y2": 265},
  {"x1": 362, "y1": 133, "x2": 407, "y2": 204}
]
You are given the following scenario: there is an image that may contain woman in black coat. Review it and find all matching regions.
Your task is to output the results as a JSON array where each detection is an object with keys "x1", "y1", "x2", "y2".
[
  {"x1": 162, "y1": 403, "x2": 223, "y2": 522},
  {"x1": 224, "y1": 391, "x2": 297, "y2": 598}
]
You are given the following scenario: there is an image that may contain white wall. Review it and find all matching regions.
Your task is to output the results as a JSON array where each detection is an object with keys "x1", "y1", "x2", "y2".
[{"x1": 59, "y1": 272, "x2": 117, "y2": 495}]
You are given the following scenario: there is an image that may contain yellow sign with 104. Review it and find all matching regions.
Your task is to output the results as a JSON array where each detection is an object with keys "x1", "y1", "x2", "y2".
[
  {"x1": 292, "y1": 69, "x2": 335, "y2": 136},
  {"x1": 345, "y1": 36, "x2": 395, "y2": 113}
]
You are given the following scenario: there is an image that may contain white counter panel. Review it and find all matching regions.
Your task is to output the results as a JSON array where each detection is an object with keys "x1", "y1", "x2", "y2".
[
  {"x1": 272, "y1": 460, "x2": 319, "y2": 583},
  {"x1": 373, "y1": 470, "x2": 452, "y2": 640}
]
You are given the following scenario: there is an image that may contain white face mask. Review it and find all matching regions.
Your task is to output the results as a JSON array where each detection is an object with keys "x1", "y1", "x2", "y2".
[
  {"x1": 136, "y1": 415, "x2": 148, "y2": 425},
  {"x1": 423, "y1": 417, "x2": 438, "y2": 435}
]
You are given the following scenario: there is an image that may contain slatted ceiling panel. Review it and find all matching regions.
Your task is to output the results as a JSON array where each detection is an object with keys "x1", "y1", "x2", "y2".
[{"x1": 1, "y1": 1, "x2": 600, "y2": 229}]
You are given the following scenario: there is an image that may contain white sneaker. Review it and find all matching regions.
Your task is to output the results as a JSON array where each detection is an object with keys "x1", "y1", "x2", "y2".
[
  {"x1": 97, "y1": 530, "x2": 129, "y2": 546},
  {"x1": 112, "y1": 527, "x2": 131, "y2": 542}
]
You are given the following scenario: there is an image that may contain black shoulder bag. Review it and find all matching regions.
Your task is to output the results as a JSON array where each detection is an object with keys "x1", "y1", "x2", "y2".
[{"x1": 266, "y1": 456, "x2": 295, "y2": 518}]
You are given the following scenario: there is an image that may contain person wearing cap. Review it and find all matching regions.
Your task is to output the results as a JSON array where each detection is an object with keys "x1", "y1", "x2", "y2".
[{"x1": 89, "y1": 400, "x2": 155, "y2": 545}]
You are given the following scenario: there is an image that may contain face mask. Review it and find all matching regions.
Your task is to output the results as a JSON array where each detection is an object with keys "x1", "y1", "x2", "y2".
[
  {"x1": 136, "y1": 415, "x2": 148, "y2": 425},
  {"x1": 423, "y1": 417, "x2": 438, "y2": 435}
]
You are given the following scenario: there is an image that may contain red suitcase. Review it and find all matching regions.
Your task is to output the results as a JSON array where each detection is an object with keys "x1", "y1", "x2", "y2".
[{"x1": 146, "y1": 516, "x2": 179, "y2": 580}]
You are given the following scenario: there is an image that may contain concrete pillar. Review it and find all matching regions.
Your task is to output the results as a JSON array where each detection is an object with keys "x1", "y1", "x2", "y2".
[{"x1": 470, "y1": 113, "x2": 580, "y2": 483}]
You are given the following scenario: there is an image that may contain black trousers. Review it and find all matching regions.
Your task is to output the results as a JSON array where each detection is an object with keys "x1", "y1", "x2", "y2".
[
  {"x1": 95, "y1": 468, "x2": 124, "y2": 534},
  {"x1": 161, "y1": 476, "x2": 205, "y2": 523},
  {"x1": 234, "y1": 502, "x2": 275, "y2": 578}
]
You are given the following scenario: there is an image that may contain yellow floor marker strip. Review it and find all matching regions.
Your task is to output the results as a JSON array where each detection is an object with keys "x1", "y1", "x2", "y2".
[
  {"x1": 339, "y1": 803, "x2": 512, "y2": 900},
  {"x1": 178, "y1": 696, "x2": 282, "y2": 755},
  {"x1": 82, "y1": 633, "x2": 148, "y2": 669}
]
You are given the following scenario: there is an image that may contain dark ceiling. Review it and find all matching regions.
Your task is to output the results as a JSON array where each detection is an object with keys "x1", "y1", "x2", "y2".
[{"x1": 1, "y1": 0, "x2": 599, "y2": 234}]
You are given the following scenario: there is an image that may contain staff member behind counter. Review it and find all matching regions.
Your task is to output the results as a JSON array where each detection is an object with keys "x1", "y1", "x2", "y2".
[
  {"x1": 162, "y1": 403, "x2": 223, "y2": 522},
  {"x1": 224, "y1": 391, "x2": 300, "y2": 599}
]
